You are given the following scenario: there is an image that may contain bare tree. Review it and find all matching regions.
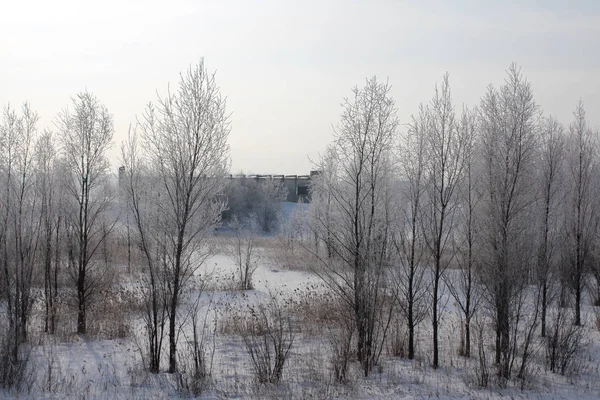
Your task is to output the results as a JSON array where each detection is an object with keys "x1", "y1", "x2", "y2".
[
  {"x1": 307, "y1": 77, "x2": 398, "y2": 376},
  {"x1": 535, "y1": 117, "x2": 566, "y2": 336},
  {"x1": 445, "y1": 106, "x2": 480, "y2": 358},
  {"x1": 224, "y1": 177, "x2": 287, "y2": 233},
  {"x1": 56, "y1": 92, "x2": 115, "y2": 334},
  {"x1": 421, "y1": 73, "x2": 469, "y2": 368},
  {"x1": 35, "y1": 130, "x2": 63, "y2": 334},
  {"x1": 545, "y1": 286, "x2": 586, "y2": 375},
  {"x1": 309, "y1": 149, "x2": 337, "y2": 259},
  {"x1": 478, "y1": 64, "x2": 539, "y2": 380},
  {"x1": 135, "y1": 60, "x2": 230, "y2": 373},
  {"x1": 255, "y1": 179, "x2": 287, "y2": 233},
  {"x1": 121, "y1": 132, "x2": 168, "y2": 373},
  {"x1": 563, "y1": 101, "x2": 599, "y2": 326},
  {"x1": 228, "y1": 213, "x2": 260, "y2": 290},
  {"x1": 0, "y1": 103, "x2": 40, "y2": 355},
  {"x1": 394, "y1": 103, "x2": 430, "y2": 361}
]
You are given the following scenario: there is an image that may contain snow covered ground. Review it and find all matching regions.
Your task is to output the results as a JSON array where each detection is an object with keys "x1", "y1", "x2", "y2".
[{"x1": 3, "y1": 242, "x2": 600, "y2": 399}]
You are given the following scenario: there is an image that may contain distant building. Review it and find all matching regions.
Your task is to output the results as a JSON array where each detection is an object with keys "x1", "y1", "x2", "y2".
[
  {"x1": 227, "y1": 171, "x2": 321, "y2": 203},
  {"x1": 118, "y1": 166, "x2": 321, "y2": 203}
]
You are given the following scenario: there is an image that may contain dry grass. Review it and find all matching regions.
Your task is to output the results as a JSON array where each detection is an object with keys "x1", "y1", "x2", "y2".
[{"x1": 260, "y1": 236, "x2": 316, "y2": 272}]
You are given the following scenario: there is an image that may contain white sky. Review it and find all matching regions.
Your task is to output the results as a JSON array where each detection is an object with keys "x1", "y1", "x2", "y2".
[{"x1": 1, "y1": 0, "x2": 599, "y2": 174}]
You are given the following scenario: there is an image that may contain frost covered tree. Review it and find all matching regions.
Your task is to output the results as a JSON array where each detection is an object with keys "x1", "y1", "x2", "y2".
[
  {"x1": 309, "y1": 148, "x2": 337, "y2": 259},
  {"x1": 133, "y1": 60, "x2": 229, "y2": 373},
  {"x1": 121, "y1": 131, "x2": 168, "y2": 373},
  {"x1": 535, "y1": 117, "x2": 566, "y2": 337},
  {"x1": 308, "y1": 77, "x2": 398, "y2": 376},
  {"x1": 563, "y1": 101, "x2": 599, "y2": 326},
  {"x1": 223, "y1": 177, "x2": 287, "y2": 232},
  {"x1": 478, "y1": 64, "x2": 539, "y2": 380},
  {"x1": 35, "y1": 130, "x2": 64, "y2": 335},
  {"x1": 228, "y1": 213, "x2": 260, "y2": 290},
  {"x1": 445, "y1": 106, "x2": 480, "y2": 358},
  {"x1": 394, "y1": 104, "x2": 430, "y2": 361},
  {"x1": 421, "y1": 73, "x2": 469, "y2": 369},
  {"x1": 254, "y1": 179, "x2": 287, "y2": 232},
  {"x1": 0, "y1": 103, "x2": 40, "y2": 358},
  {"x1": 57, "y1": 92, "x2": 115, "y2": 335}
]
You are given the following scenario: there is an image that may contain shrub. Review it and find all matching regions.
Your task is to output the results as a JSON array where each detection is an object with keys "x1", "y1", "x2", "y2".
[
  {"x1": 228, "y1": 213, "x2": 261, "y2": 291},
  {"x1": 473, "y1": 319, "x2": 489, "y2": 388},
  {"x1": 0, "y1": 327, "x2": 32, "y2": 392},
  {"x1": 387, "y1": 317, "x2": 408, "y2": 359},
  {"x1": 239, "y1": 294, "x2": 295, "y2": 384},
  {"x1": 177, "y1": 297, "x2": 216, "y2": 396},
  {"x1": 545, "y1": 308, "x2": 586, "y2": 375}
]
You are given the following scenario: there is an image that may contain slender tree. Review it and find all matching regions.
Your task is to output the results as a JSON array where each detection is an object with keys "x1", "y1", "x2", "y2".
[
  {"x1": 445, "y1": 106, "x2": 480, "y2": 357},
  {"x1": 228, "y1": 213, "x2": 260, "y2": 290},
  {"x1": 0, "y1": 103, "x2": 40, "y2": 355},
  {"x1": 135, "y1": 60, "x2": 230, "y2": 373},
  {"x1": 564, "y1": 101, "x2": 599, "y2": 326},
  {"x1": 309, "y1": 148, "x2": 337, "y2": 259},
  {"x1": 56, "y1": 92, "x2": 115, "y2": 334},
  {"x1": 422, "y1": 73, "x2": 469, "y2": 368},
  {"x1": 121, "y1": 131, "x2": 168, "y2": 373},
  {"x1": 535, "y1": 117, "x2": 566, "y2": 336},
  {"x1": 478, "y1": 64, "x2": 539, "y2": 380},
  {"x1": 308, "y1": 77, "x2": 398, "y2": 376},
  {"x1": 35, "y1": 130, "x2": 63, "y2": 334},
  {"x1": 394, "y1": 104, "x2": 430, "y2": 360}
]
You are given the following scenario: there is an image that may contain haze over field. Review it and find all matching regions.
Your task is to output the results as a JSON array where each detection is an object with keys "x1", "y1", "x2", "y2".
[
  {"x1": 1, "y1": 0, "x2": 600, "y2": 174},
  {"x1": 3, "y1": 2, "x2": 600, "y2": 398}
]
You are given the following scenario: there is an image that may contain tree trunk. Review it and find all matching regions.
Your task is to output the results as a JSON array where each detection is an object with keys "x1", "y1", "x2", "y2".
[
  {"x1": 44, "y1": 258, "x2": 50, "y2": 333},
  {"x1": 432, "y1": 275, "x2": 439, "y2": 368},
  {"x1": 465, "y1": 319, "x2": 471, "y2": 358},
  {"x1": 126, "y1": 214, "x2": 131, "y2": 274},
  {"x1": 168, "y1": 293, "x2": 178, "y2": 373},
  {"x1": 541, "y1": 282, "x2": 547, "y2": 337},
  {"x1": 51, "y1": 217, "x2": 61, "y2": 335},
  {"x1": 77, "y1": 268, "x2": 86, "y2": 334},
  {"x1": 499, "y1": 290, "x2": 510, "y2": 379},
  {"x1": 408, "y1": 297, "x2": 415, "y2": 360},
  {"x1": 575, "y1": 278, "x2": 581, "y2": 326},
  {"x1": 495, "y1": 306, "x2": 501, "y2": 365}
]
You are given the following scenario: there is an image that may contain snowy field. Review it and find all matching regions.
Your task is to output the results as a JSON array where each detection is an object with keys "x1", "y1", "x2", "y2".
[{"x1": 2, "y1": 239, "x2": 600, "y2": 400}]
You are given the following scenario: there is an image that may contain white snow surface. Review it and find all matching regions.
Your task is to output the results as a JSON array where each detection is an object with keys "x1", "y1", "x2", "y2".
[{"x1": 3, "y1": 245, "x2": 600, "y2": 399}]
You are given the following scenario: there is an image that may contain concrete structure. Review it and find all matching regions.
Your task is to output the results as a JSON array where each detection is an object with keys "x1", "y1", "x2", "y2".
[
  {"x1": 227, "y1": 171, "x2": 320, "y2": 203},
  {"x1": 118, "y1": 165, "x2": 321, "y2": 203}
]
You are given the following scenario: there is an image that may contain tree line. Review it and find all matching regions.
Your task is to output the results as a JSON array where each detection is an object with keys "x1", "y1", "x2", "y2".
[
  {"x1": 307, "y1": 64, "x2": 600, "y2": 383},
  {"x1": 0, "y1": 60, "x2": 230, "y2": 384},
  {"x1": 1, "y1": 60, "x2": 598, "y2": 386}
]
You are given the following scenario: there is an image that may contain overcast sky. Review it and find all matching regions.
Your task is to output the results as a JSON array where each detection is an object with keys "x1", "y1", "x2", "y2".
[{"x1": 1, "y1": 0, "x2": 599, "y2": 174}]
